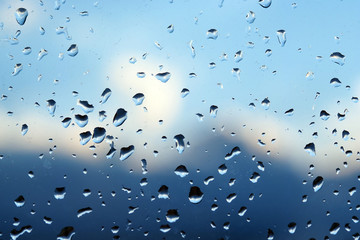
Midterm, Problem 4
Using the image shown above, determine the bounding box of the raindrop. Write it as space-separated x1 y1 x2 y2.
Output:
207 29 218 39
288 222 296 234
77 100 94 113
259 0 272 8
92 127 106 143
225 146 241 160
238 207 247 216
167 24 174 33
74 114 88 127
304 142 316 156
261 98 270 110
46 99 56 116
181 88 190 98
313 176 324 192
234 50 243 62
330 78 342 87
218 164 227 175
57 226 75 240
119 145 135 161
113 108 127 127
137 72 145 78
158 185 170 199
284 108 294 116
265 49 272 57
99 88 112 104
22 47 32 55
189 186 203 204
330 52 345 66
210 105 218 118
249 172 260 183
10 226 32 239
38 49 48 61
166 209 180 223
14 195 25 207
306 71 315 80
155 72 171 83
61 117 71 128
132 93 145 105
189 40 196 58
226 193 237 203
21 124 28 136
320 110 330 120
204 176 215 185
174 134 185 154
15 8 28 25
79 131 92 145
276 30 286 47
54 187 66 200
160 225 171 233
246 11 256 23
329 222 340 235
67 44 78 57
77 207 92 218
174 165 189 177
12 63 23 76
43 216 53 224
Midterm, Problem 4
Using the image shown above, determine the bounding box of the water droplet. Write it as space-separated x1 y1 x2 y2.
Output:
207 29 218 39
276 30 286 47
204 176 215 185
320 110 330 120
259 0 272 8
57 226 75 240
174 165 189 177
46 99 56 116
181 88 190 98
74 114 88 127
12 63 23 76
226 193 237 203
39 27 45 35
119 145 135 161
136 72 146 78
210 105 218 118
99 88 112 104
305 71 315 80
284 108 294 116
267 229 275 240
160 225 171 233
10 226 32 239
265 49 272 57
238 206 247 216
79 131 92 145
155 72 171 83
65 44 78 57
225 146 241 160
43 216 53 224
22 47 32 55
304 142 316 156
14 195 25 207
92 127 106 143
38 49 48 61
113 108 127 127
313 176 324 192
189 186 203 204
234 50 243 62
246 11 256 23
342 130 349 141
218 164 228 175
189 40 196 58
77 100 94 113
261 98 270 110
166 209 179 223
288 222 296 234
21 124 28 136
15 8 28 25
77 207 92 218
174 134 185 154
330 52 345 66
329 222 340 235
158 185 170 199
349 187 356 196
249 172 260 183
167 24 174 33
330 78 341 87
132 93 145 105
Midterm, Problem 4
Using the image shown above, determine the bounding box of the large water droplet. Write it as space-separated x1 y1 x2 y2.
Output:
132 93 145 106
74 114 88 127
304 142 316 156
15 8 28 25
67 44 78 57
330 52 345 66
238 206 247 216
57 226 75 240
77 100 94 113
155 72 171 83
210 105 218 118
320 110 330 120
329 222 340 235
119 145 135 161
189 186 203 204
79 131 91 145
174 165 189 177
313 176 324 192
174 134 185 154
166 209 180 223
288 222 296 234
225 146 241 160
249 172 260 183
54 187 66 200
113 108 127 127
207 29 218 39
92 127 106 143
158 185 170 199
37 49 48 61
46 99 56 116
259 0 272 8
218 164 228 175
246 11 256 23
99 88 112 104
10 226 32 239
330 78 341 87
276 30 286 47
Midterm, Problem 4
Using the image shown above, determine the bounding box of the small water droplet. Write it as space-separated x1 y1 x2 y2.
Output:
249 172 260 183
238 206 247 216
320 110 330 120
57 226 75 240
54 187 66 200
174 134 185 154
276 30 286 47
155 72 171 83
261 98 270 110
22 47 32 55
158 185 170 199
167 24 174 33
132 93 145 105
12 63 23 76
330 52 345 66
304 142 316 156
166 209 179 223
313 176 324 192
99 88 112 104
329 222 340 235
46 99 56 116
207 29 218 39
246 11 256 23
181 88 190 98
225 146 241 160
79 131 92 145
174 165 189 177
119 145 135 161
210 105 218 118
330 78 341 87
38 49 48 61
288 222 296 234
67 44 78 57
234 50 243 62
14 195 25 207
21 124 28 136
189 186 203 204
259 0 272 8
15 8 28 25
77 207 92 218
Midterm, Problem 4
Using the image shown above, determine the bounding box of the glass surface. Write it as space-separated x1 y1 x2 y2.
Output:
1 0 360 239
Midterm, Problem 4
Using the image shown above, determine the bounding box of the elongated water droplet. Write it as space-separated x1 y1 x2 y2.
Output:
330 52 345 66
22 47 32 55
189 40 196 58
12 63 23 76
284 108 294 116
225 146 241 160
74 114 88 127
46 99 56 116
155 72 171 83
15 8 28 25
210 105 218 118
43 216 53 224
174 134 185 154
304 142 316 156
113 108 127 127
119 145 135 161
313 176 324 192
132 93 145 105
21 124 28 136
329 222 340 235
10 226 32 239
276 30 286 47
38 49 48 61
259 0 272 8
77 207 92 218
226 193 237 203
77 100 94 113
238 206 247 216
267 229 274 240
160 225 171 233
189 186 203 204
67 44 78 57
92 127 106 143
207 29 218 39
99 88 111 104
57 226 75 240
